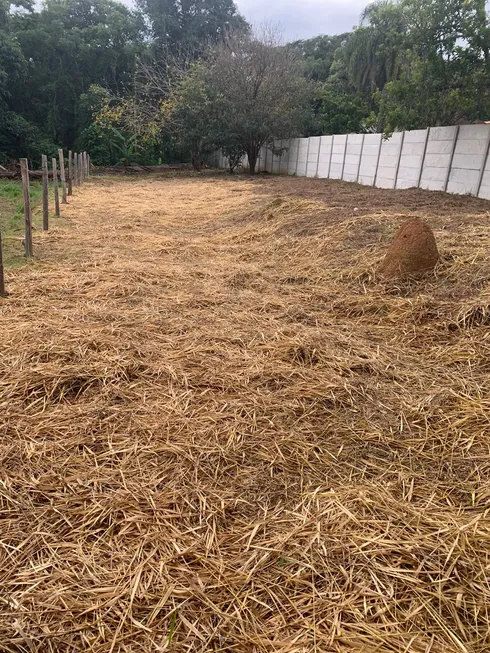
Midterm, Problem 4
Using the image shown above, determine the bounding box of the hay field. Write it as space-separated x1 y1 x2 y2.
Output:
1 173 490 652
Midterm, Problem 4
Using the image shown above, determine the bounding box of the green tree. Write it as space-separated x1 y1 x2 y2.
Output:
136 0 248 52
204 28 313 174
8 0 145 148
289 34 349 82
161 61 225 170
344 1 405 94
379 0 490 130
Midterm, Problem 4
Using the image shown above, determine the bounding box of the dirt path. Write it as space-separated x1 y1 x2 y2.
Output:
1 174 490 652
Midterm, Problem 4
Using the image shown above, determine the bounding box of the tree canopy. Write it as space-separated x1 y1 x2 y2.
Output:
1 0 490 168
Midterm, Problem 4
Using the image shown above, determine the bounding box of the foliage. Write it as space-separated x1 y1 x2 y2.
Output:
288 34 348 82
1 0 490 165
203 28 313 173
159 61 226 170
136 0 248 53
378 0 490 131
221 140 246 173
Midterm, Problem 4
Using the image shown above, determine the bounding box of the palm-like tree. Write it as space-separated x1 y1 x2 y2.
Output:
344 0 406 93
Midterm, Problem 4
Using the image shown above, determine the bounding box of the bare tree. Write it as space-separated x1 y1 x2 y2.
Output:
207 26 313 174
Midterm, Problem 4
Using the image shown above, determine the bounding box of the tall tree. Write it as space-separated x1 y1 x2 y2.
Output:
136 0 248 52
8 0 146 148
344 1 405 94
204 28 313 173
289 34 348 82
379 0 490 130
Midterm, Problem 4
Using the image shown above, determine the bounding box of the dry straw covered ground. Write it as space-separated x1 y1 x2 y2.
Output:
1 172 490 653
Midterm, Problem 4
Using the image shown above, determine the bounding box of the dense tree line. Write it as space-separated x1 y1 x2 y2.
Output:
1 0 489 168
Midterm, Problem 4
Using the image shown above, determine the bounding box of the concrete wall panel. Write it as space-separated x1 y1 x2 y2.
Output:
358 134 382 186
375 133 402 189
216 124 490 201
317 136 333 178
306 137 321 177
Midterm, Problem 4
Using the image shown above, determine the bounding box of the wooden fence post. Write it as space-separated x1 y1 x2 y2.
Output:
52 157 60 217
42 154 49 231
58 149 67 203
68 150 73 196
79 153 84 184
20 158 33 257
87 153 90 177
0 229 5 295
74 152 78 186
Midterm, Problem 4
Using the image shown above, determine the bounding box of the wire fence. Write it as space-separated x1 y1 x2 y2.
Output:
0 151 91 295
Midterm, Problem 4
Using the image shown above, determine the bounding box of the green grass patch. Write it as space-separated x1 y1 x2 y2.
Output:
0 179 44 267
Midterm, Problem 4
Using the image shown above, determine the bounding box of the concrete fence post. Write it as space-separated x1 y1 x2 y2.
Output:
444 125 460 192
327 137 333 178
340 136 348 180
393 131 406 189
417 128 430 188
356 134 365 183
305 138 311 177
315 136 322 178
476 126 490 197
373 135 383 187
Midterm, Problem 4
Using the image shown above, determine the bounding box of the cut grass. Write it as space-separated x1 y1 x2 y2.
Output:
2 174 490 652
0 178 44 267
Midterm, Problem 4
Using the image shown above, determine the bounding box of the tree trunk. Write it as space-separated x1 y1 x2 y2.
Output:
191 154 202 172
247 147 259 175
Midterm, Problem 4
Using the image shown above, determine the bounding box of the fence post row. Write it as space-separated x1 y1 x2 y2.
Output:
41 154 49 231
0 149 91 296
20 158 33 258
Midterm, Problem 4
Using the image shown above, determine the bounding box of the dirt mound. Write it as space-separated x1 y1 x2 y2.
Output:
379 218 439 278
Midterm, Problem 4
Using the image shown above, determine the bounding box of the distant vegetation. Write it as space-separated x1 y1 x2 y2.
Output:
1 0 490 168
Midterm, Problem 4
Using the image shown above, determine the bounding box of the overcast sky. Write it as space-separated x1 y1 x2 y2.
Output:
236 0 366 41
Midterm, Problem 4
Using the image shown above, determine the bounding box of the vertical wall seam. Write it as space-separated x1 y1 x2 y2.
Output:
295 139 300 175
417 128 430 188
373 135 383 187
393 131 406 189
356 134 365 183
327 137 333 178
315 136 322 178
476 126 490 197
444 125 460 192
340 135 348 180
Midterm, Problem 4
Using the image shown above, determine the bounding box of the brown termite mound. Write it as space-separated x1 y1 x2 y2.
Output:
378 219 439 279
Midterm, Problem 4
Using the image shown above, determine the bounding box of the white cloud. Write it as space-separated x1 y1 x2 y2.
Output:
236 0 365 41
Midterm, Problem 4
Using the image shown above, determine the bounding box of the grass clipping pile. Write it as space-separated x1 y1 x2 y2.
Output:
1 174 490 653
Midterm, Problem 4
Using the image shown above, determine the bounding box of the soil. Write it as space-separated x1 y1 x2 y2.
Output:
378 218 440 278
